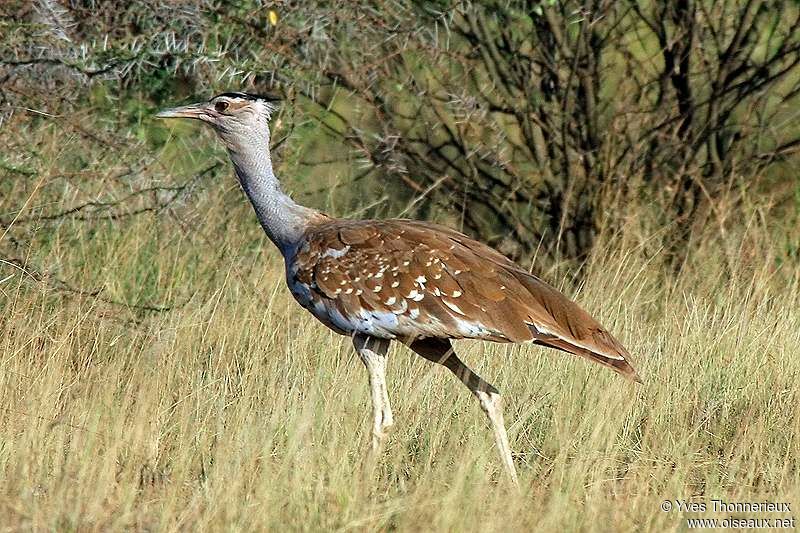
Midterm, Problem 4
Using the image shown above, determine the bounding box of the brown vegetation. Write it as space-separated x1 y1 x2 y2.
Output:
1 1 799 530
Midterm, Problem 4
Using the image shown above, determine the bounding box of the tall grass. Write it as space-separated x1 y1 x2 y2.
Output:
1 116 799 531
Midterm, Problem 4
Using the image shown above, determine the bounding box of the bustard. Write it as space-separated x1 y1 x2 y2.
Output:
157 92 641 483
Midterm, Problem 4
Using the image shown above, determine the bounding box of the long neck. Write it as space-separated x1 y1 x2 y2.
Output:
226 135 316 256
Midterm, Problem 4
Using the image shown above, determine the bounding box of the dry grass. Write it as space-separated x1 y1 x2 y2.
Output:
1 118 799 532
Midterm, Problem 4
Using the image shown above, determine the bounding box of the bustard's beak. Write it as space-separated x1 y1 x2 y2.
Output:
156 103 206 120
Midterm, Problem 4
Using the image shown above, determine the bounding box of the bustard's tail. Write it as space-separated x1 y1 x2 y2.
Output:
510 270 643 383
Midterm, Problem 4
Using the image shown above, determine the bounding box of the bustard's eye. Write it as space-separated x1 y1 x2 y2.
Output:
214 101 229 113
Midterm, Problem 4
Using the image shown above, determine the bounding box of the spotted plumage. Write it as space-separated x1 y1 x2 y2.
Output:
158 92 642 485
288 218 638 380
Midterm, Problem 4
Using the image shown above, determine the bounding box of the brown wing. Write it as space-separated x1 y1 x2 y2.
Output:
291 218 640 382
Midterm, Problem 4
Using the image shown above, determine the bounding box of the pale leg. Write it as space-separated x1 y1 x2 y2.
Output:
353 334 393 452
410 337 519 485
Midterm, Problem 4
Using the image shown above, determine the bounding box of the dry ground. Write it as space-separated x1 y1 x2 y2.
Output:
1 123 799 531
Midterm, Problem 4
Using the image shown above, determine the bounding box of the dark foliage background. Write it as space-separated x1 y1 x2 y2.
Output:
3 0 799 267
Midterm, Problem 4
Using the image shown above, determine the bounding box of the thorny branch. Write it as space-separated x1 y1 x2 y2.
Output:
2 0 798 267
0 164 221 227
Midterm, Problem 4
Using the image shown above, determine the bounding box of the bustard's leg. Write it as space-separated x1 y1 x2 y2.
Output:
353 334 393 452
409 337 518 485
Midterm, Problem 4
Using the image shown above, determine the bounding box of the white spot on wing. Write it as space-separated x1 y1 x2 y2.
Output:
391 299 408 314
322 246 350 259
406 289 425 301
455 317 493 337
442 299 466 315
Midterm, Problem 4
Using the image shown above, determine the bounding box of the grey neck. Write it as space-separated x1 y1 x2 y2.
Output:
225 136 316 256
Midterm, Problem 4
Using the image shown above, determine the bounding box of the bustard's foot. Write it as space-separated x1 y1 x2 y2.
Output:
475 390 519 486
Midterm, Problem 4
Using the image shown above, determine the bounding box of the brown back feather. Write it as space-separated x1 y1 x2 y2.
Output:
291 218 640 382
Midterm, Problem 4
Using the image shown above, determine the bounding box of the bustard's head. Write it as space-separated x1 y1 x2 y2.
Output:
157 92 280 152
